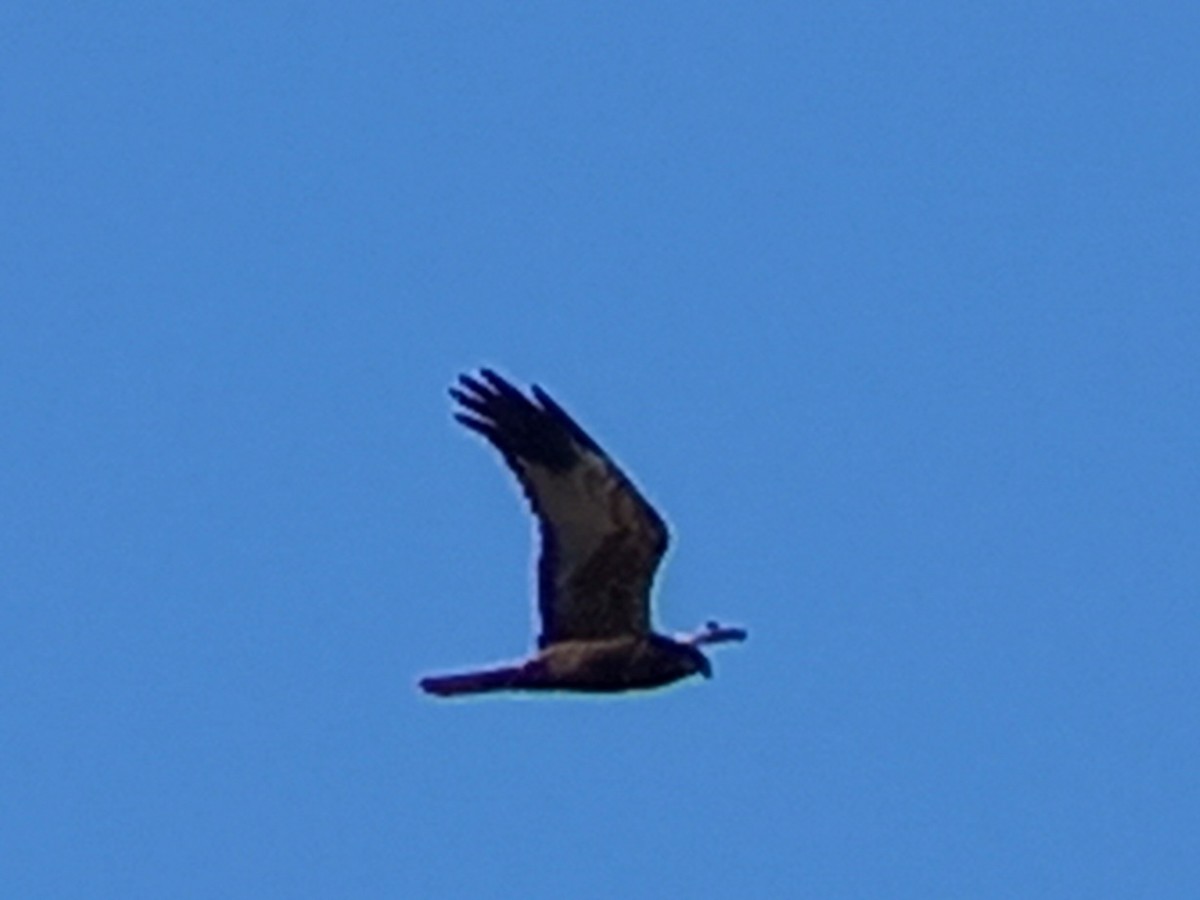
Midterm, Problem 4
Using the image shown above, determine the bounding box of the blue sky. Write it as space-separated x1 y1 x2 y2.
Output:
3 4 1198 897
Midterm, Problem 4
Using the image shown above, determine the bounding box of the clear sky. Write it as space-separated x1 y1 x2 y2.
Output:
4 4 1198 897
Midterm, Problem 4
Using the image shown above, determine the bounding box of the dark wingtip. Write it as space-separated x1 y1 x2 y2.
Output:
453 372 489 400
447 367 580 472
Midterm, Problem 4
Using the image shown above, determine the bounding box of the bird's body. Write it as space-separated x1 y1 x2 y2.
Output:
421 635 710 696
419 369 745 698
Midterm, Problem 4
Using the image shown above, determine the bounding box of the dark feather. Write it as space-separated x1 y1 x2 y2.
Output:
450 369 669 647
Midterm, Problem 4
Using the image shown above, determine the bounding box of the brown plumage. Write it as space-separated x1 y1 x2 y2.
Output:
419 369 745 698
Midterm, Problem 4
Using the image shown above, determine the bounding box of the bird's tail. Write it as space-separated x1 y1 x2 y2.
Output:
419 665 526 698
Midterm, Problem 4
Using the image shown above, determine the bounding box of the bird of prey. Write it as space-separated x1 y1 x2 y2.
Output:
419 369 746 698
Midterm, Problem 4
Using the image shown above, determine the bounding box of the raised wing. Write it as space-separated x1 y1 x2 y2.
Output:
450 369 669 647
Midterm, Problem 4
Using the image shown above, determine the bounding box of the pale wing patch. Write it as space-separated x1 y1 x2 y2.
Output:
517 450 622 575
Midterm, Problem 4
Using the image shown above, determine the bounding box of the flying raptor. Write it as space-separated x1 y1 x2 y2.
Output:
419 369 746 698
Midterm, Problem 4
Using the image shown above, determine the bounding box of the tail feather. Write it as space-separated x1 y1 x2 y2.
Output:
419 665 525 697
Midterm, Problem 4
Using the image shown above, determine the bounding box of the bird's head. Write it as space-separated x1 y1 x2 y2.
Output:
643 634 712 683
678 641 713 680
